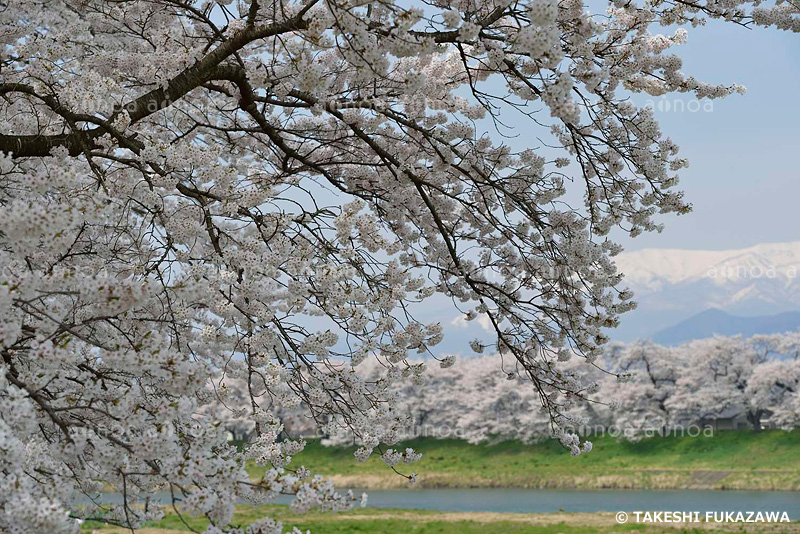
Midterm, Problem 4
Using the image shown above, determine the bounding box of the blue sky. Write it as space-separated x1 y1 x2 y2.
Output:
613 22 800 252
464 17 800 253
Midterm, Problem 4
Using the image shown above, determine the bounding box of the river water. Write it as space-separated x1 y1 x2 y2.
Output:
338 488 800 517
92 489 800 518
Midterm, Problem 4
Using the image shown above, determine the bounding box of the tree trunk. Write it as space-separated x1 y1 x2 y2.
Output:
746 410 763 432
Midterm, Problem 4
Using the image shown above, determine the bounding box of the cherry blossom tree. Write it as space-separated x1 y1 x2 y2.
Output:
607 341 680 437
335 336 800 445
433 355 554 445
746 359 800 429
666 336 800 431
325 354 603 447
200 375 319 443
1 0 798 532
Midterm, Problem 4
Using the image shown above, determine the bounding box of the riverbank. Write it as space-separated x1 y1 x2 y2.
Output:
246 430 800 490
87 506 800 534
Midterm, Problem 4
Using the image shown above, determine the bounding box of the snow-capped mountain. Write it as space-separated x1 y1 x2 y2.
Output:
612 241 800 341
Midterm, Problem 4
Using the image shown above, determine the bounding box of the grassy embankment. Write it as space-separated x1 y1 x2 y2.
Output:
246 430 800 490
83 431 800 533
86 506 800 534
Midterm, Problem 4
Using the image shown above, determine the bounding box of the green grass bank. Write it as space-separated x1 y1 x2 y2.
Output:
86 506 800 534
246 430 800 490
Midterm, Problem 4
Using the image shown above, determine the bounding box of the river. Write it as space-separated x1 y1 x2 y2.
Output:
340 488 800 517
91 489 800 518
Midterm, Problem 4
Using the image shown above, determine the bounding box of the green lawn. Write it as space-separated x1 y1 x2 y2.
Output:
246 430 800 490
86 506 800 534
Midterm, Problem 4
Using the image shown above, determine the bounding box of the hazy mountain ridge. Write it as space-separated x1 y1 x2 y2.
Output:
613 241 800 341
651 309 800 345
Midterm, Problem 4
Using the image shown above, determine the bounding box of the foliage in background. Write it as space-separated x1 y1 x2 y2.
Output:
215 332 800 444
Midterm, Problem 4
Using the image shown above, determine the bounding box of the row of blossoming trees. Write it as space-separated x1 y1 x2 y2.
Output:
2 0 798 531
211 332 800 445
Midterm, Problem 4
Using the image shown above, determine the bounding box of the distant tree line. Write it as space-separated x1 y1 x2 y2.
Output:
210 332 800 446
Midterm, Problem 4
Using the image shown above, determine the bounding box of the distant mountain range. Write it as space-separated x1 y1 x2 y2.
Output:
612 241 800 342
651 309 800 345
